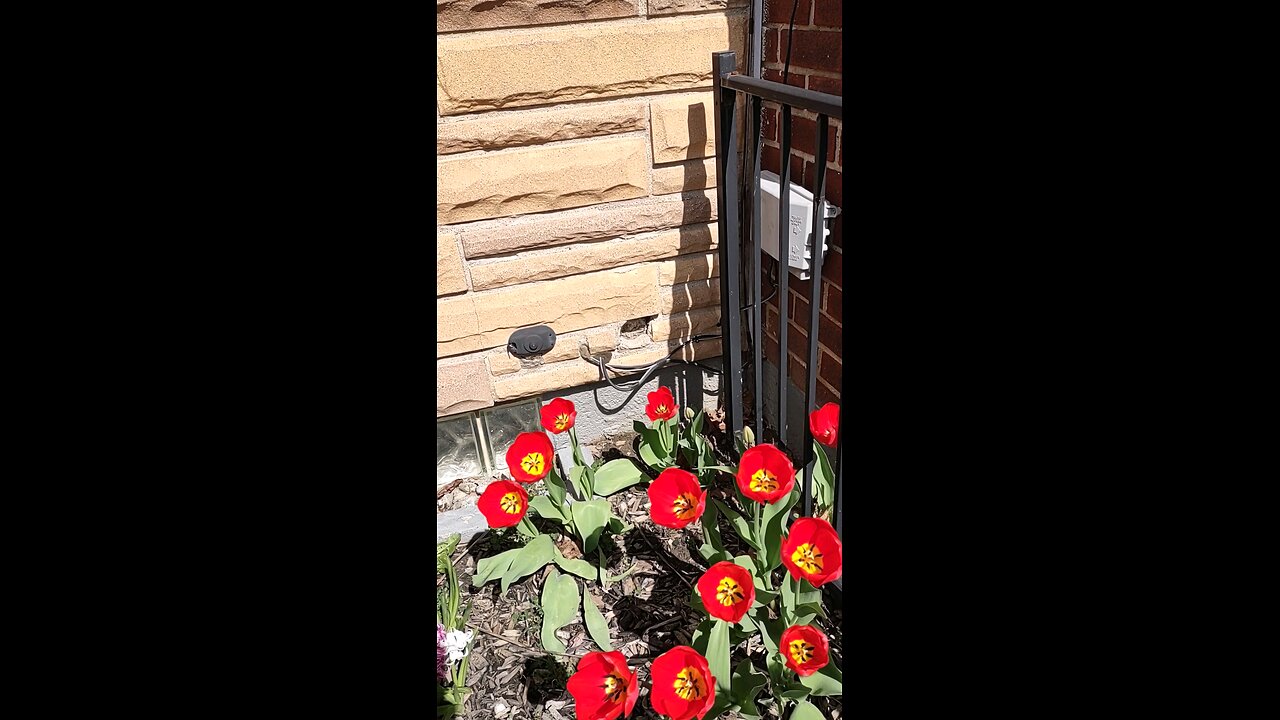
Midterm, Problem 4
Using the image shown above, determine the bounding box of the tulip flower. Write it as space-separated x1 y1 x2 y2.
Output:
505 431 554 483
540 397 577 434
779 624 830 677
647 468 706 529
780 517 843 587
646 386 678 422
567 650 638 720
476 480 529 528
809 402 839 447
734 443 796 505
696 561 756 623
649 646 715 720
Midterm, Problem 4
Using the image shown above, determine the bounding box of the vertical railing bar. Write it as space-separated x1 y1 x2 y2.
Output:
750 96 764 442
712 51 744 437
749 0 763 79
835 392 845 538
801 114 828 518
776 105 792 452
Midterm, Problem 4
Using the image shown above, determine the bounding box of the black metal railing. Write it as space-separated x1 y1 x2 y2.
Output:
711 51 845 553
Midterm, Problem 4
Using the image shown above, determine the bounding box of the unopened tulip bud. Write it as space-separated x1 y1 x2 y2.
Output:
684 407 695 421
741 425 756 448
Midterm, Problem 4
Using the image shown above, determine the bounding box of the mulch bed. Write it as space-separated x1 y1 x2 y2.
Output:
438 436 843 720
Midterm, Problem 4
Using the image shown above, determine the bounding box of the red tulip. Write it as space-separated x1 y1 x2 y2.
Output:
779 625 830 677
808 402 839 448
734 444 796 505
648 469 706 529
780 517 843 587
476 480 529 528
567 650 638 720
505 431 553 483
696 561 756 623
645 386 678 422
649 646 715 720
540 397 577 435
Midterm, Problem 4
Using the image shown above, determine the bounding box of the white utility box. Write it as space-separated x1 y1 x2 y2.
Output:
757 170 839 280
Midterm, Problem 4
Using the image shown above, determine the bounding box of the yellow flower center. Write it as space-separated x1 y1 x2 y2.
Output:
791 542 824 574
788 638 816 664
749 468 778 494
555 413 570 430
672 492 698 520
715 577 745 607
656 404 668 416
673 666 706 700
500 492 523 514
521 452 545 476
601 674 626 702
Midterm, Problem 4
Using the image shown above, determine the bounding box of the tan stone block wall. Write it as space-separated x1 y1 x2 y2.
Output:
437 136 649 225
467 223 717 291
438 0 637 34
657 252 721 285
458 190 717 258
438 101 647 156
436 4 746 415
437 232 469 296
652 158 718 195
648 0 748 15
437 14 747 115
650 92 717 163
650 306 722 342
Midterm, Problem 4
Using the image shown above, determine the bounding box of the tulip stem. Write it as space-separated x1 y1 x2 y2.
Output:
517 516 538 537
747 499 757 548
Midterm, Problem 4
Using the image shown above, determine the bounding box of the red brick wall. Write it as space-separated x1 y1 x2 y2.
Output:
759 0 843 407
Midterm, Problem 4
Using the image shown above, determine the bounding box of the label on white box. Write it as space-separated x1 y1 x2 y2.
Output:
757 170 832 280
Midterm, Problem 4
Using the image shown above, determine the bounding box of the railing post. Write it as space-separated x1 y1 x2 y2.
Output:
713 51 744 438
801 114 829 518
777 105 792 451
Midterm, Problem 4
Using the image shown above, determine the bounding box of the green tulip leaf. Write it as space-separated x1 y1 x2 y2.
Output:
592 459 646 497
543 467 568 508
500 534 555 595
551 548 597 581
472 547 521 587
539 568 579 654
712 499 762 551
707 619 732 695
811 440 836 511
568 466 591 502
582 586 614 651
798 661 843 696
763 488 801 572
570 499 612 554
730 659 768 707
529 495 568 524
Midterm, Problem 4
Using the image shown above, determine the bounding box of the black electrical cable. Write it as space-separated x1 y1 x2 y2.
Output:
782 0 800 84
603 333 723 372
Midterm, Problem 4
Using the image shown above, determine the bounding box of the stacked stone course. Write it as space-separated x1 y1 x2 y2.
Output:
436 1 750 417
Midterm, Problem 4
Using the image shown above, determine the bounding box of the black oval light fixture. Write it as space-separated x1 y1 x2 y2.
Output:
508 325 556 358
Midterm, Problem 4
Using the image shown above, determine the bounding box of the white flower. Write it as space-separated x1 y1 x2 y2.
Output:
444 629 473 663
